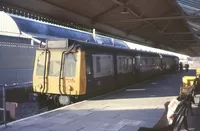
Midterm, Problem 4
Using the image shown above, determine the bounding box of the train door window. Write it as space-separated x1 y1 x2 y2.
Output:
152 58 155 68
96 56 101 73
49 52 61 76
123 58 128 71
132 58 136 72
143 59 147 71
128 58 132 72
36 51 45 76
63 53 77 77
117 56 122 74
119 57 122 71
132 58 135 65
86 56 92 75
118 57 123 72
135 56 141 69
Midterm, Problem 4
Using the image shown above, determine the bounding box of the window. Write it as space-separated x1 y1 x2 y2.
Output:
123 58 128 70
117 56 132 74
63 53 77 77
92 54 114 78
96 56 101 73
119 57 122 70
36 51 45 76
132 58 135 65
49 52 61 76
128 58 132 71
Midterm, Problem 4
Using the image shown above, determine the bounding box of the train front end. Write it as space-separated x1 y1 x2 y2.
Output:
33 40 86 107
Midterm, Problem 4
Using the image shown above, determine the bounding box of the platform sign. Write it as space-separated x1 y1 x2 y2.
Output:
167 98 181 124
47 40 68 49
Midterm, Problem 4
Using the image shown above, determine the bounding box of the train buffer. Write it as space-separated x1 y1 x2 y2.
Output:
0 70 200 131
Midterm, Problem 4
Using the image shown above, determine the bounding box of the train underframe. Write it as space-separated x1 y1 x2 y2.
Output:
34 93 79 109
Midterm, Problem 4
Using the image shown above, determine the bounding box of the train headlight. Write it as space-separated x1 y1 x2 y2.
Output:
39 84 43 89
35 84 43 90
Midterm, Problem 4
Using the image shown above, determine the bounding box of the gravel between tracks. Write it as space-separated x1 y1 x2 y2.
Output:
14 94 48 120
15 100 48 120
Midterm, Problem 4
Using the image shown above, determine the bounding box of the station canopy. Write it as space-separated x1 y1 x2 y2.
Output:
1 0 200 56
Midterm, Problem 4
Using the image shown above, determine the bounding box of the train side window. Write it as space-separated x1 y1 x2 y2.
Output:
93 54 114 78
63 53 77 77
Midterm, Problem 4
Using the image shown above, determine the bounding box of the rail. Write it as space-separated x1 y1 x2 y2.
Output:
0 85 7 127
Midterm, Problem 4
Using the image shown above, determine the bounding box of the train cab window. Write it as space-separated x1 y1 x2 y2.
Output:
36 51 45 76
49 52 61 76
63 53 77 77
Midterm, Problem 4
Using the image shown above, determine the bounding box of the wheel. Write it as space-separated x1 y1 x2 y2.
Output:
53 95 60 107
58 95 71 106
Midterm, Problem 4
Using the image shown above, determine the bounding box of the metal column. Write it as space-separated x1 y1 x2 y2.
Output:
0 85 7 126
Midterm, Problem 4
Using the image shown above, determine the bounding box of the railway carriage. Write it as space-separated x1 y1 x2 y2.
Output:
33 39 179 107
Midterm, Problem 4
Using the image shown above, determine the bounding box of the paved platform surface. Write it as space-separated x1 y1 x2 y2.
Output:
184 96 200 131
0 70 197 131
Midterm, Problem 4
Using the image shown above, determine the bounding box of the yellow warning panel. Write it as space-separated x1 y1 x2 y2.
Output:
196 68 200 77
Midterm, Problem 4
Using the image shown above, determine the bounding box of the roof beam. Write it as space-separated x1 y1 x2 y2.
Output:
171 40 197 42
101 15 200 23
111 0 163 35
162 20 172 32
129 12 178 31
171 43 200 46
162 32 193 35
92 0 133 23
172 1 200 44
91 4 120 23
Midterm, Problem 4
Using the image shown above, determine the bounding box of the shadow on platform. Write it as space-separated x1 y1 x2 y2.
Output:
90 70 196 101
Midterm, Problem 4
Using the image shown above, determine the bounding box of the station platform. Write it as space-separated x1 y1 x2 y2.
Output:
0 70 199 131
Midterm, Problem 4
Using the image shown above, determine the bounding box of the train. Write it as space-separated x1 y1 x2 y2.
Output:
32 39 179 107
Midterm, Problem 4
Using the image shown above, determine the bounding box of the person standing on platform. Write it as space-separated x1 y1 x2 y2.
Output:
185 63 189 72
179 62 183 72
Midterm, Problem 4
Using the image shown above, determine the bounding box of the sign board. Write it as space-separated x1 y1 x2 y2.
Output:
167 98 181 124
196 68 200 77
47 40 68 49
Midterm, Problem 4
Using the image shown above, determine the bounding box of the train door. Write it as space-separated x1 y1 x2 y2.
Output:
33 49 50 94
85 51 94 96
135 55 141 81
